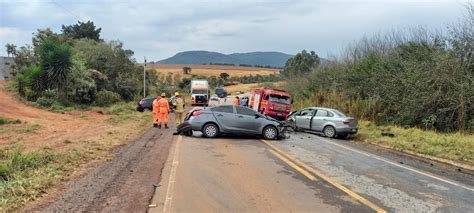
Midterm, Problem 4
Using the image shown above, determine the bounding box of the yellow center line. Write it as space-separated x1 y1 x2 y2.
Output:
261 139 386 213
269 149 317 181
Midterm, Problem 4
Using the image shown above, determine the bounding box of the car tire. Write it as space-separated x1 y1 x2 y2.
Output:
185 130 193 136
263 126 278 140
202 123 219 138
323 126 336 138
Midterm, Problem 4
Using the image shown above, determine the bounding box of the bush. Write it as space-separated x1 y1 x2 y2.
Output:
95 90 121 106
36 96 55 108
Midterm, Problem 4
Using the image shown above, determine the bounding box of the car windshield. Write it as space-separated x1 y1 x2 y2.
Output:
332 109 347 117
269 95 291 105
192 90 208 95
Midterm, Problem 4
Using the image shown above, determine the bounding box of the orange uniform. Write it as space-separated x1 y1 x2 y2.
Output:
152 97 161 125
157 98 170 125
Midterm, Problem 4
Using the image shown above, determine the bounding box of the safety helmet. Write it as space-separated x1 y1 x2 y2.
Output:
161 93 166 97
175 92 180 96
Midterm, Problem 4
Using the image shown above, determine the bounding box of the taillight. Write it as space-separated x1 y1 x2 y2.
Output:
191 111 203 117
343 119 351 124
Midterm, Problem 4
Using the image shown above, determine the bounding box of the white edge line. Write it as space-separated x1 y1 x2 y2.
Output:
163 135 182 213
316 136 474 193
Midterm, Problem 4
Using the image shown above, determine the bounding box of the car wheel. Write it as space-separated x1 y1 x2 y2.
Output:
323 126 336 138
263 126 278 140
185 130 193 136
202 123 219 138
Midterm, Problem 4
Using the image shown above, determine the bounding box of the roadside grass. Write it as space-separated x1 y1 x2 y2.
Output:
0 147 92 211
356 121 474 165
0 102 151 211
0 117 22 125
104 102 150 125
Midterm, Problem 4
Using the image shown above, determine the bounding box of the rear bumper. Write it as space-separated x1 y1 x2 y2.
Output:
336 127 358 134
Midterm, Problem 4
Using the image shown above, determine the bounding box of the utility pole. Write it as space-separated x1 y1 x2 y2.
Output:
143 56 146 98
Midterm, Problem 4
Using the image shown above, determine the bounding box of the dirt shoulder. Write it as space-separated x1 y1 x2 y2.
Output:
26 127 175 212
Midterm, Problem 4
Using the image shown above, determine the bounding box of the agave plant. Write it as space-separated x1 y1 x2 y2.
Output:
39 39 72 92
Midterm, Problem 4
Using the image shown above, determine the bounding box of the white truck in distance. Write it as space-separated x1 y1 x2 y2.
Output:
190 80 209 106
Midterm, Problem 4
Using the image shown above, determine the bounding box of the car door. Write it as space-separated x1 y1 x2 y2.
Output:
312 109 329 132
211 105 237 132
234 106 260 134
295 108 316 130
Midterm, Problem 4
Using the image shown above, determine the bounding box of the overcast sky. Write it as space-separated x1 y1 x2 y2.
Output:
0 0 468 62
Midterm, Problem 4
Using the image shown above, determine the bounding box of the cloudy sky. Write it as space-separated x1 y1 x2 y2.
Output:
0 0 468 62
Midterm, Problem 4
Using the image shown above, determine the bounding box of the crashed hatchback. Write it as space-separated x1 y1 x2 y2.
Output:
177 105 286 140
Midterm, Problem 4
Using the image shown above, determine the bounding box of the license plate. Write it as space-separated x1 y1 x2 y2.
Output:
352 129 357 132
277 113 282 116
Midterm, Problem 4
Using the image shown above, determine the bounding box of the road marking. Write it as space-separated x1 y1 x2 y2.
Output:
163 135 182 213
316 136 474 193
262 139 386 213
269 149 317 181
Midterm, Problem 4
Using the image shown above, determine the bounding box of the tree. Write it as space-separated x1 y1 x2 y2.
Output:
5 43 17 57
39 39 72 95
282 50 320 76
62 21 102 41
219 72 230 81
182 66 191 74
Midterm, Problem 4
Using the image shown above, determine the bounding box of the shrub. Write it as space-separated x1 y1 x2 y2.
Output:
95 90 121 106
36 96 55 107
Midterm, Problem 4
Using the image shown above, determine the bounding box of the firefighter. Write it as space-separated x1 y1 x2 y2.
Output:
152 96 161 128
233 96 240 105
173 91 185 126
157 93 170 129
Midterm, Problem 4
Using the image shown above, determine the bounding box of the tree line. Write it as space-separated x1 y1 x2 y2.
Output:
284 4 473 132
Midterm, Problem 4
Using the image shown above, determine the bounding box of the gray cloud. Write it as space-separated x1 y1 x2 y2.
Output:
0 0 466 62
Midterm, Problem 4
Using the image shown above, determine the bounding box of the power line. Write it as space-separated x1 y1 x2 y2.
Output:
51 0 84 21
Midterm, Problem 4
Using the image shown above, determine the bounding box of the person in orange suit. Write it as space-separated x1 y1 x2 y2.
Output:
157 93 170 129
233 96 240 105
152 96 162 128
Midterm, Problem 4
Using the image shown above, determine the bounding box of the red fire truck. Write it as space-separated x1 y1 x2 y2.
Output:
249 88 292 120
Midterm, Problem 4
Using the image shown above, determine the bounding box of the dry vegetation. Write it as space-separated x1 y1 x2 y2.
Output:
224 81 286 94
147 64 279 78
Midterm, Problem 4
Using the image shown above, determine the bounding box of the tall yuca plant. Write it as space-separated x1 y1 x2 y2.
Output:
38 39 72 96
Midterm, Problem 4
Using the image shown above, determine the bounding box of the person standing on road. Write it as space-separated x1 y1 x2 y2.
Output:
241 97 248 107
233 96 240 105
173 91 185 126
152 96 162 128
157 93 170 129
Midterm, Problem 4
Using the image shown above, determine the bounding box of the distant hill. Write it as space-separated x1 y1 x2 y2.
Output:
157 51 294 68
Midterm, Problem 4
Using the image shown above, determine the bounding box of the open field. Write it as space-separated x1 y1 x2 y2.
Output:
224 81 286 94
147 64 279 78
0 81 152 211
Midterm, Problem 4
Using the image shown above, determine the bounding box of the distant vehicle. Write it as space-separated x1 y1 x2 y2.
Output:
176 105 286 140
136 97 155 112
287 107 358 138
249 88 292 120
191 80 209 106
210 94 219 101
215 87 228 98
136 97 174 112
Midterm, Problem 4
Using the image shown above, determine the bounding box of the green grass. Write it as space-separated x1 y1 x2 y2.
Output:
0 146 96 211
356 121 474 165
0 117 22 126
104 102 148 125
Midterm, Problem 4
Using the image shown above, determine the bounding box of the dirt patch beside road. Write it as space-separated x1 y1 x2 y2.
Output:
25 127 175 212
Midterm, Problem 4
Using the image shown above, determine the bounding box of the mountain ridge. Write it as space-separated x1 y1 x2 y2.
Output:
156 50 294 68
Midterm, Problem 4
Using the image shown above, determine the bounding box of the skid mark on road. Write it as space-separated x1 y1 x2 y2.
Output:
262 139 386 213
163 136 182 213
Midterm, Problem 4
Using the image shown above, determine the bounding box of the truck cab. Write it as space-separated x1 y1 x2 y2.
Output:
191 80 209 106
249 88 292 120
